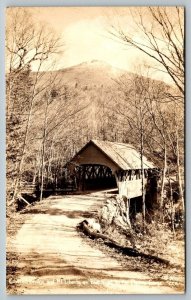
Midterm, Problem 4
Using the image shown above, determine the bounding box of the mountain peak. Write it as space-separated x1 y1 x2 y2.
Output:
59 59 129 86
89 59 109 65
77 60 111 68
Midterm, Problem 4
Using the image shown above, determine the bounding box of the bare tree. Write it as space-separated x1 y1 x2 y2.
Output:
114 73 153 230
31 75 90 201
6 8 63 205
164 101 184 210
109 7 184 97
113 66 185 225
146 83 169 213
143 79 184 216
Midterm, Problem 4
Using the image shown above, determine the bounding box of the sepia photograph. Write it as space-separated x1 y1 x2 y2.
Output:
6 6 185 294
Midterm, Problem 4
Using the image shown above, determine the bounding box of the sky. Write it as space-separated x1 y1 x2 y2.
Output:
32 7 142 70
6 7 183 85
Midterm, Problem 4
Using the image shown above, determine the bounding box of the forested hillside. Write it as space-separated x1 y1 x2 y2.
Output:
6 60 184 209
6 8 184 217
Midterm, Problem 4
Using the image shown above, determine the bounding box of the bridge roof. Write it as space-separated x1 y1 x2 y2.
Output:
91 140 155 170
69 139 156 171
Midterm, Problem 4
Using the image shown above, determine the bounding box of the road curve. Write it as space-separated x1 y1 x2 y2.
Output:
8 193 178 294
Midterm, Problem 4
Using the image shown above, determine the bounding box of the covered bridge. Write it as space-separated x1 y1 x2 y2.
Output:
67 140 158 200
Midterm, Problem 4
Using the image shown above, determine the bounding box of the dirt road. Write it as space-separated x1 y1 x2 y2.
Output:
7 192 179 294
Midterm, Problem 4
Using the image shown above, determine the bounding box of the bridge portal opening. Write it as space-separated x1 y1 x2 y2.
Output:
74 164 117 191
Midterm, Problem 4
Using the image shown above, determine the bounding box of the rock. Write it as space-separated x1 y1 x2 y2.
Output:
86 218 101 233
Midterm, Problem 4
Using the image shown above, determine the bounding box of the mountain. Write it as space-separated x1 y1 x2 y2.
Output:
28 61 131 160
8 60 181 189
59 60 128 86
28 60 176 166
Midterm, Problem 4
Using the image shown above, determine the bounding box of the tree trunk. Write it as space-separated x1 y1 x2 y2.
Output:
169 177 175 235
160 144 167 216
40 97 49 201
10 68 41 205
140 124 146 232
176 128 184 211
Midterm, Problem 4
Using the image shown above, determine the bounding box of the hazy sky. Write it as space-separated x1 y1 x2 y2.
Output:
8 7 181 84
32 7 142 70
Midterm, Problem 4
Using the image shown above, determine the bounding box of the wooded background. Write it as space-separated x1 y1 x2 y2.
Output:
6 7 184 220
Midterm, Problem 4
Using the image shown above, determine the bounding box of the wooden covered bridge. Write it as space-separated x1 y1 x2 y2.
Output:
67 140 159 200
